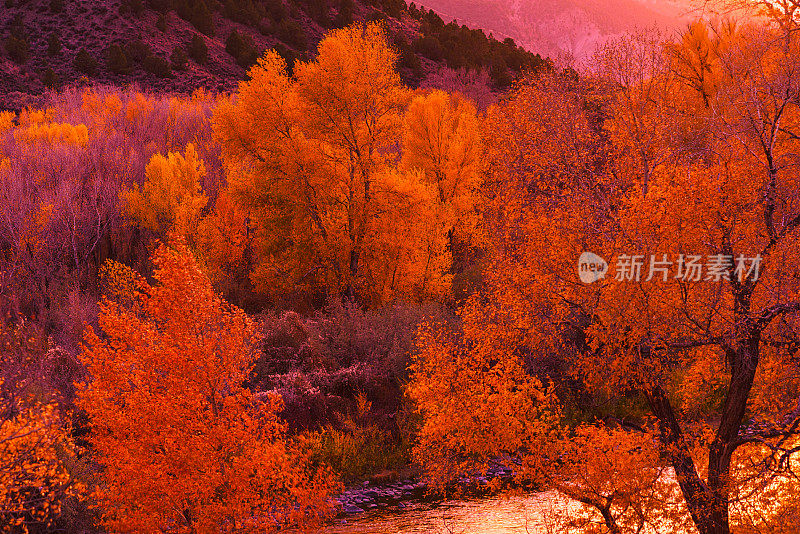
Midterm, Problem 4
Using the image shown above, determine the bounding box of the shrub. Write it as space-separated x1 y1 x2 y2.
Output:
225 29 258 68
224 0 262 25
46 33 61 56
276 18 306 51
188 33 208 64
304 0 331 27
119 0 144 15
41 67 59 89
334 0 354 28
190 0 215 36
273 42 297 75
307 396 410 480
250 303 449 431
169 45 188 70
367 10 387 23
9 14 25 40
490 60 512 89
258 19 272 35
106 44 131 74
5 36 28 64
125 39 151 63
148 0 172 12
264 0 286 22
73 49 98 76
142 55 172 77
380 0 405 18
413 35 443 61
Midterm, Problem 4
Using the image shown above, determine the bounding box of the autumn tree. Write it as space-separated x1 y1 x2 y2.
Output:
0 320 83 532
76 243 338 533
120 143 252 304
214 23 457 306
121 143 209 237
401 89 483 256
411 9 800 534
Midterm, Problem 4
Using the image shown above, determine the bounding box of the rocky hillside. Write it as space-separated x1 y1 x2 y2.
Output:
416 0 694 64
0 0 550 110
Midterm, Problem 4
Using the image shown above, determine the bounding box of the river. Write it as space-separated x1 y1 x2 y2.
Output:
322 490 582 534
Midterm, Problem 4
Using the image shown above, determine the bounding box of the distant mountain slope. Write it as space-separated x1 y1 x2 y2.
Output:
415 0 694 64
0 0 550 111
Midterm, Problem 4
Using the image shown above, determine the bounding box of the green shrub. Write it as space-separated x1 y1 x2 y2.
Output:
490 60 512 89
276 19 306 51
47 33 61 56
380 0 405 18
169 46 188 70
304 0 331 27
264 0 286 22
106 44 131 74
143 55 172 77
191 0 215 36
74 49 98 76
5 36 28 64
224 0 262 25
273 43 297 75
125 39 151 63
413 35 443 61
334 0 354 28
306 396 410 480
9 14 25 40
367 10 387 23
119 0 144 15
225 29 258 68
41 68 59 89
188 34 208 64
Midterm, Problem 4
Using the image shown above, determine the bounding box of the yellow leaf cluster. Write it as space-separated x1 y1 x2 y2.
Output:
13 122 89 147
121 143 208 236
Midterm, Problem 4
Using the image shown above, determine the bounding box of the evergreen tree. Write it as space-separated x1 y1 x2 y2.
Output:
188 34 209 64
107 44 132 74
74 49 98 76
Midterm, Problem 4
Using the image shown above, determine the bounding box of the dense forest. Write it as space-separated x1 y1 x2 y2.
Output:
2 0 800 533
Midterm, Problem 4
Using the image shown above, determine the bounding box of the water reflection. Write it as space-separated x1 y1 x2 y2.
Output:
323 491 577 534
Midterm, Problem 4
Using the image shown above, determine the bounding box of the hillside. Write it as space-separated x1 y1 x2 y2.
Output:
0 0 550 110
416 0 694 64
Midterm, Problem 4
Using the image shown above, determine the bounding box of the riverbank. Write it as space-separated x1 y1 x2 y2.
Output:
333 463 517 516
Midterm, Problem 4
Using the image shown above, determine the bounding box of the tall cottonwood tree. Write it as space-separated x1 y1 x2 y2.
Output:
213 24 458 306
411 9 800 534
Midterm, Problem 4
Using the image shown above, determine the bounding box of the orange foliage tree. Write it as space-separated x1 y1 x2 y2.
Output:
76 243 338 533
120 143 251 303
213 23 478 306
411 9 800 534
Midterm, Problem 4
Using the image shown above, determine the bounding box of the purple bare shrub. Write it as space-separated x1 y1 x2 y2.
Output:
250 302 452 432
0 87 226 360
421 67 497 112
